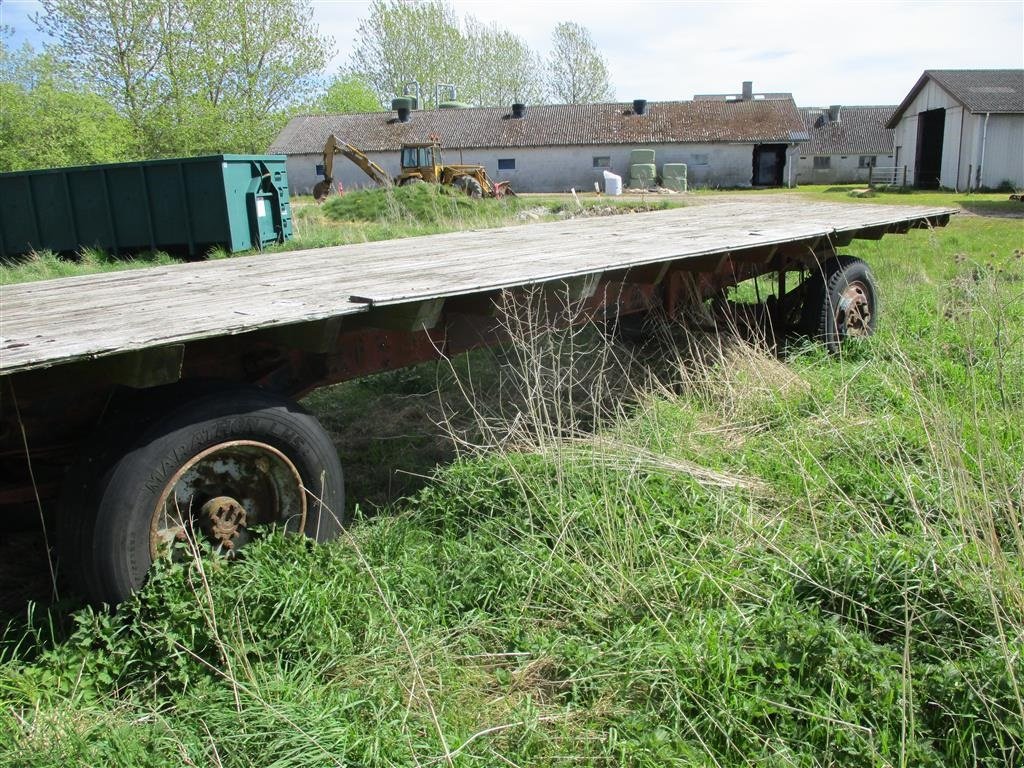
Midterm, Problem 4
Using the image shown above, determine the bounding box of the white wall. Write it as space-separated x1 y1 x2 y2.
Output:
795 153 896 184
975 114 1024 188
890 78 1023 190
286 141 800 195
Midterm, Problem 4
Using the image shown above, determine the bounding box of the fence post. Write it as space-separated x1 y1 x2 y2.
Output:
868 164 874 187
902 166 908 188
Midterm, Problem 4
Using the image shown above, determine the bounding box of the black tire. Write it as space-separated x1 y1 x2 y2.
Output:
60 386 344 606
453 176 483 199
800 256 878 353
400 176 425 186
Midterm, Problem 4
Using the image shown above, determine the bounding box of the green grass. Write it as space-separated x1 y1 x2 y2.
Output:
790 183 1019 213
0 187 679 284
1 200 1022 766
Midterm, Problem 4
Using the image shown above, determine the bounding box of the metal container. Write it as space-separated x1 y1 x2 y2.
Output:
0 154 293 258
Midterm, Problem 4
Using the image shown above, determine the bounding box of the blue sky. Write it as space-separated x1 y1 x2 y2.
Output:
3 0 1022 106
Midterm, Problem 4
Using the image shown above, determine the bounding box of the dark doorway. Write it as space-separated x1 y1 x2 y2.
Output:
752 144 787 186
915 108 945 189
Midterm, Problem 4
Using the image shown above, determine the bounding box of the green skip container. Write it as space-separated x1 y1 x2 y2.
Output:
0 154 293 259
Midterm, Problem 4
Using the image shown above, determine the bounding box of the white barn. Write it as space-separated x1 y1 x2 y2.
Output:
796 106 896 185
887 70 1024 190
269 96 809 195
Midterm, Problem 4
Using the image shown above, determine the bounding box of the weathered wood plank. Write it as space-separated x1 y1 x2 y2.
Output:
0 199 955 374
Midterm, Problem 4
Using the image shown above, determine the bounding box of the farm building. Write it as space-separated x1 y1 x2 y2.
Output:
795 106 896 185
887 69 1024 190
269 92 809 194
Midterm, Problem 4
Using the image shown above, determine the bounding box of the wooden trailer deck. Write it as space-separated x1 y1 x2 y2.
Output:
0 198 954 375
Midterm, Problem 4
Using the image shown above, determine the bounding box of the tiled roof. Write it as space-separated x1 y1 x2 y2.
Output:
887 69 1024 126
799 106 896 155
269 99 807 155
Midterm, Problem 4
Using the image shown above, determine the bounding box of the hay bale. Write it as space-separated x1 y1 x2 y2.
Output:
629 163 657 188
630 149 656 165
662 163 688 192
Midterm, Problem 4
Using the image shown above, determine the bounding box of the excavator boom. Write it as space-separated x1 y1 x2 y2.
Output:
314 134 392 201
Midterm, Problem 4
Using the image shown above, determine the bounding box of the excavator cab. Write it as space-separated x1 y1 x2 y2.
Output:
398 142 442 184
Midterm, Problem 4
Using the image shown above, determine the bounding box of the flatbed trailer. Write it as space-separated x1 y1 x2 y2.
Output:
0 198 954 604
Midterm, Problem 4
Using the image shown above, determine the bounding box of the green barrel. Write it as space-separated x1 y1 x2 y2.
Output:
0 154 293 259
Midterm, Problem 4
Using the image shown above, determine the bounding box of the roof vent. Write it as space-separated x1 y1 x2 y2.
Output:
435 83 458 108
403 81 420 111
742 81 753 101
512 102 526 119
828 104 841 122
632 98 648 115
391 96 413 122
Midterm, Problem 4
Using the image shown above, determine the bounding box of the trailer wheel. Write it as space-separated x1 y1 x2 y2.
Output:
801 256 878 353
62 387 345 606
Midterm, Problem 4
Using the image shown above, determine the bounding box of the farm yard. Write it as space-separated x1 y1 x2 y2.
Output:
0 187 1021 766
2 0 1023 764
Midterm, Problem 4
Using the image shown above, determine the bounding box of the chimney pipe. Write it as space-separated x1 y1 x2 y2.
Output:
633 98 648 115
828 104 841 122
402 81 420 110
435 83 457 108
512 102 526 118
742 81 753 101
397 106 411 123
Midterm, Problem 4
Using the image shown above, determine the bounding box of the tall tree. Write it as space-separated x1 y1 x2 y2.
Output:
33 0 332 155
545 21 614 104
348 0 470 110
347 0 546 110
317 72 383 114
462 17 545 107
0 45 134 171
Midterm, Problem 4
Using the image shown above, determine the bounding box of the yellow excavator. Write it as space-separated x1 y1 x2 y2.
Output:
313 134 513 202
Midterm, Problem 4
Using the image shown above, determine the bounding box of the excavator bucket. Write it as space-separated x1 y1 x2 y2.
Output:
491 181 516 198
313 179 332 203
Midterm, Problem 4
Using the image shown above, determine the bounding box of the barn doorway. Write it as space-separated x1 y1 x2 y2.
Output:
752 144 787 186
915 108 945 189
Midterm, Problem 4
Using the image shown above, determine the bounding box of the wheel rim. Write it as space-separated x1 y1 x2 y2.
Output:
150 440 307 558
836 280 873 337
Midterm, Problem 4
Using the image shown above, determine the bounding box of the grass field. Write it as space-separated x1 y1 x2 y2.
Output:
0 184 676 285
0 191 1022 766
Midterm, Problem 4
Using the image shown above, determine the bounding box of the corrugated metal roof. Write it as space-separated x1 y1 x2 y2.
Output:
269 99 806 155
887 69 1024 127
799 106 896 155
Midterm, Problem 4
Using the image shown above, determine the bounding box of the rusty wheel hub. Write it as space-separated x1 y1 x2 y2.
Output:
200 496 248 549
151 440 307 558
837 280 872 337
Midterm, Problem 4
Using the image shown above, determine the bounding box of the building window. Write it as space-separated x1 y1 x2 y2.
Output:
497 158 516 171
691 154 709 165
316 163 325 176
859 155 877 168
592 156 611 168
813 156 831 170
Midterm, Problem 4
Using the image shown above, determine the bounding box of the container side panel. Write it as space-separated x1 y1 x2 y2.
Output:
0 177 38 256
142 164 191 247
221 160 256 252
106 166 153 250
67 170 115 250
29 174 76 252
184 162 231 251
